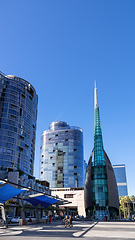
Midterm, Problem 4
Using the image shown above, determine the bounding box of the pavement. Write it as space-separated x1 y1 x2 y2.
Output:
0 220 135 240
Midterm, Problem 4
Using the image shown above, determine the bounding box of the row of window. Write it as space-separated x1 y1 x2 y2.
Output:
0 98 36 121
0 96 36 115
0 77 36 98
0 130 30 146
0 126 33 143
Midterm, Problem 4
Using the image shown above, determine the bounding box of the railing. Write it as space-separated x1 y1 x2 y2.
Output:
0 71 6 77
43 126 83 134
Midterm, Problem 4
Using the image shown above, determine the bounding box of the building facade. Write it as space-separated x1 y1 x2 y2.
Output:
83 160 87 185
0 72 38 176
84 84 119 220
113 164 128 197
40 121 84 188
51 187 86 217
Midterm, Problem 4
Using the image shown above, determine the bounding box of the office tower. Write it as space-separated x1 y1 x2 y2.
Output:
40 121 84 188
84 83 119 220
0 72 38 176
113 164 128 196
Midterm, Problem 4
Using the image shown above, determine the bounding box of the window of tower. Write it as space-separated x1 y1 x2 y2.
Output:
10 115 16 120
19 108 22 116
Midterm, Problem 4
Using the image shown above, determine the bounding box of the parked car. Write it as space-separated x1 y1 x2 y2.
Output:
11 217 22 223
26 216 36 222
6 215 12 219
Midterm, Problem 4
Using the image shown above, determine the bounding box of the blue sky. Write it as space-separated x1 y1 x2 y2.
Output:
0 0 135 195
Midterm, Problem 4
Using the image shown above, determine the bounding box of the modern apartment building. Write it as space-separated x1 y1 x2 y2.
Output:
40 121 84 188
0 72 38 176
113 164 128 196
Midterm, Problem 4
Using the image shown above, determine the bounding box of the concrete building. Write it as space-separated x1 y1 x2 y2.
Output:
40 121 84 188
51 187 86 217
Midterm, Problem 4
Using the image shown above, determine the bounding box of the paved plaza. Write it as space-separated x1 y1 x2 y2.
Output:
0 220 135 240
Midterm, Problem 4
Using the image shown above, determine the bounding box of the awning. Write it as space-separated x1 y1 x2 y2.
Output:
0 182 26 203
24 193 59 208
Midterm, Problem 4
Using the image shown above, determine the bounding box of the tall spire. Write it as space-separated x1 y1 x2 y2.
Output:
94 81 98 109
94 83 105 166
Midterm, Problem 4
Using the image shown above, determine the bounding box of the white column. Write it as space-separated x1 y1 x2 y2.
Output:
0 204 6 222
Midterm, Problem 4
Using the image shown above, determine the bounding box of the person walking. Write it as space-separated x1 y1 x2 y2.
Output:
69 215 73 228
45 215 48 224
49 216 52 224
64 215 68 228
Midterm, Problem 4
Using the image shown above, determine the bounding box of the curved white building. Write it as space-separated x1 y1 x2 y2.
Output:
40 121 84 188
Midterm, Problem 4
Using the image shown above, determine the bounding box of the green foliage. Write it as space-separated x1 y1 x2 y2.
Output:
119 195 135 219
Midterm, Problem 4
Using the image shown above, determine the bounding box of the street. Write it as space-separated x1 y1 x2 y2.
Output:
0 220 135 240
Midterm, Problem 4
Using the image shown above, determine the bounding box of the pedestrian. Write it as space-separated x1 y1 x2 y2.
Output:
45 215 48 224
49 216 52 224
63 216 68 228
69 215 73 228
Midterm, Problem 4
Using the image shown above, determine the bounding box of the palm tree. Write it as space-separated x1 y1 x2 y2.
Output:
124 196 131 219
130 195 135 217
119 196 126 219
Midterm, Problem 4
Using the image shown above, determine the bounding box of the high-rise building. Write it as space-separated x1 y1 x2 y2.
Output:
40 121 84 188
84 83 119 220
113 164 128 197
0 72 38 176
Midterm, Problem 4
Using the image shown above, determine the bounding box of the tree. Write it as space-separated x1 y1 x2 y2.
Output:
119 196 126 218
119 196 132 219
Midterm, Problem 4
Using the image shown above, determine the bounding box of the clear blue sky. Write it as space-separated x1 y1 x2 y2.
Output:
0 0 135 195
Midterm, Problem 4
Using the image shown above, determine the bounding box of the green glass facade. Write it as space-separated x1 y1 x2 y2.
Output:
94 107 105 166
92 100 108 219
84 85 119 220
